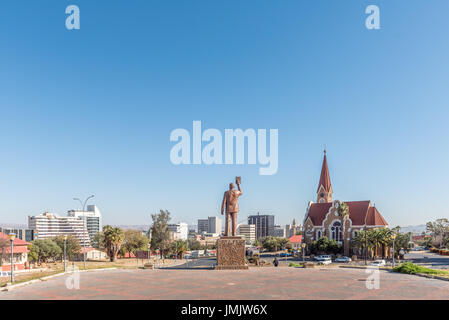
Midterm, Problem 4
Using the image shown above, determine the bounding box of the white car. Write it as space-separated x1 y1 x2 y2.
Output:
335 256 352 263
371 260 386 267
317 258 332 265
315 255 332 261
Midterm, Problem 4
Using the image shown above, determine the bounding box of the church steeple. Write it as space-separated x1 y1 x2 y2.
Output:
317 149 333 203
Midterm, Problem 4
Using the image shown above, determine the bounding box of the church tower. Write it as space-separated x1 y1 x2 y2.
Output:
317 150 333 203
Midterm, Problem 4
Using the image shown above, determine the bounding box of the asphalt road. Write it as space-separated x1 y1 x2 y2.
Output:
161 257 216 269
404 250 449 269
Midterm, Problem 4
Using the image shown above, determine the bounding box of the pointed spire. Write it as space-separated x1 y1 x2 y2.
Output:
317 150 332 193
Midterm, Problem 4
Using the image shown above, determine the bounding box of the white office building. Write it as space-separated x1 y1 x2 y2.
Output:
28 212 91 247
237 224 256 244
207 216 222 234
198 217 222 235
67 205 102 245
168 222 188 240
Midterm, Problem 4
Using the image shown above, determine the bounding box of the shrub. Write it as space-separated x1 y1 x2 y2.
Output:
288 262 304 268
393 262 448 276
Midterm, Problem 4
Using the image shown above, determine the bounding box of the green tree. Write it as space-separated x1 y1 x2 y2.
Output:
278 238 292 251
260 236 281 252
123 230 149 258
377 228 392 259
170 240 187 258
187 239 201 251
28 239 62 263
426 218 449 249
337 202 350 245
53 235 81 260
27 244 38 262
0 238 9 266
150 210 171 258
392 232 412 258
99 225 125 262
309 236 342 255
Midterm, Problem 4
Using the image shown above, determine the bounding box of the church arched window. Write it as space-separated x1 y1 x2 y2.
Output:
330 221 342 242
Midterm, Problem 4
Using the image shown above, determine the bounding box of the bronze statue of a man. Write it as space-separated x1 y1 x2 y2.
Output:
221 177 242 237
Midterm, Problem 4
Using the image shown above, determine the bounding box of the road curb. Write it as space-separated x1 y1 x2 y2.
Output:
338 265 392 271
1 267 118 292
414 273 449 282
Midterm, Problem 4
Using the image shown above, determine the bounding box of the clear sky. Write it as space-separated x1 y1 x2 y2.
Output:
0 1 448 228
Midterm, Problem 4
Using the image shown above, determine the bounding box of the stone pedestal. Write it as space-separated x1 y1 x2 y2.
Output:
215 236 248 270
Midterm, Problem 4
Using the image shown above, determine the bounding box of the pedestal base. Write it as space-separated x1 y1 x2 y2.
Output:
215 236 248 270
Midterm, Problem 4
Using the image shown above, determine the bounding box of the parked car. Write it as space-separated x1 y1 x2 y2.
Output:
280 252 292 257
317 258 332 265
371 260 386 267
335 256 352 263
315 255 332 261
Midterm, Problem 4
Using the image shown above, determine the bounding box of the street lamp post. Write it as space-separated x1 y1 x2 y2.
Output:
147 243 151 263
63 235 68 272
392 234 397 268
8 233 15 283
364 212 368 265
301 243 306 263
73 195 95 270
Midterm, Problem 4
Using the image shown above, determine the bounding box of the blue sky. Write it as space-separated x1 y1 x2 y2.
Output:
0 1 448 227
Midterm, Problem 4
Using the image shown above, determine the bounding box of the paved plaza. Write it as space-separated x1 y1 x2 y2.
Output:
1 266 449 300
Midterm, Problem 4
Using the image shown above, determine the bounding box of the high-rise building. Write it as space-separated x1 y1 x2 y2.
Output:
248 213 275 239
168 222 188 240
274 225 286 238
237 224 256 244
67 205 102 245
197 219 209 234
197 217 223 235
0 227 35 242
207 216 222 234
28 212 91 247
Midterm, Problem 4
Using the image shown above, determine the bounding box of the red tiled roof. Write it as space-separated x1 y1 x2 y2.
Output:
306 201 388 226
412 235 431 240
306 202 333 225
317 152 332 193
289 235 303 243
0 232 30 253
366 206 389 226
0 232 30 246
346 201 371 225
1 246 29 253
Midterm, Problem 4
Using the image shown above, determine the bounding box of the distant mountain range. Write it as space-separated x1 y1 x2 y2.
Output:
0 223 27 229
399 224 427 234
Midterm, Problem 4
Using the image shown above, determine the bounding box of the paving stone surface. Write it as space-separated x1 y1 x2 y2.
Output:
1 267 449 300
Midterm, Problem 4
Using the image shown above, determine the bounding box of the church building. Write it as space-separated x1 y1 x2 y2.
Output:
303 151 389 256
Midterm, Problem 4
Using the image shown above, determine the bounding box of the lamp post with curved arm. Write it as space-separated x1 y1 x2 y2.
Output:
73 195 95 270
8 233 15 283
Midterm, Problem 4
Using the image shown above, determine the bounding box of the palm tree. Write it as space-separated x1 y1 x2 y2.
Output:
350 232 365 256
101 225 125 262
372 229 389 259
358 229 376 259
378 228 392 259
171 240 186 259
338 202 350 253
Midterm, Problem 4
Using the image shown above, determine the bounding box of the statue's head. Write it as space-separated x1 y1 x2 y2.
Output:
229 183 234 190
